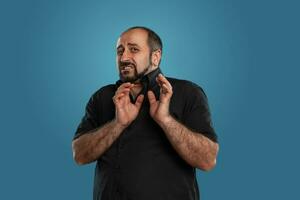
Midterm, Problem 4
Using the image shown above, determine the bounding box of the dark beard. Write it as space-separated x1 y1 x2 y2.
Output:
119 61 152 83
123 65 150 83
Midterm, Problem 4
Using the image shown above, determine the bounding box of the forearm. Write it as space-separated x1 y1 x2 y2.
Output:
72 119 125 165
157 116 219 171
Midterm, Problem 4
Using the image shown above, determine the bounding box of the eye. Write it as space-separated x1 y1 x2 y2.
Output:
117 49 123 55
130 47 139 53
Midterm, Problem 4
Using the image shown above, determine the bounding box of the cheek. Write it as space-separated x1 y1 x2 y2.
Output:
138 55 150 65
135 58 148 71
116 56 121 63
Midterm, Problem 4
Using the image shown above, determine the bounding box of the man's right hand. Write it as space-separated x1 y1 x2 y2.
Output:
113 82 144 127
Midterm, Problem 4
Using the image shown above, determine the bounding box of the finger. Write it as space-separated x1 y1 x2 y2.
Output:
116 88 131 96
113 92 125 104
161 83 172 94
117 83 131 90
156 77 162 88
157 80 172 97
113 91 126 100
116 82 133 93
113 88 131 101
147 90 157 105
156 75 166 89
135 94 144 110
157 74 172 89
120 82 132 88
124 90 130 104
115 84 132 98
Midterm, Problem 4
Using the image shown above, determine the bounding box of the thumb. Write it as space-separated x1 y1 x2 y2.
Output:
135 94 144 110
147 90 157 105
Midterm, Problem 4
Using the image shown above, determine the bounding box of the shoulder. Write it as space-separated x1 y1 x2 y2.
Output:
166 77 207 98
89 84 116 102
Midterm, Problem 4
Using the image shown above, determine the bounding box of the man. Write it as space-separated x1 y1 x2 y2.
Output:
72 26 219 200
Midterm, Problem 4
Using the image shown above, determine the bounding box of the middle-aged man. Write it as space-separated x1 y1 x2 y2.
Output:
72 26 219 200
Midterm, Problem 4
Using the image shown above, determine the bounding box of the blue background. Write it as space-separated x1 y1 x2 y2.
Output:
1 0 299 199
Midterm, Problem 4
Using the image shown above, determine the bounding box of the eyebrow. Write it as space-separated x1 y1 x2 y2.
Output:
128 43 140 47
117 45 123 50
117 43 140 50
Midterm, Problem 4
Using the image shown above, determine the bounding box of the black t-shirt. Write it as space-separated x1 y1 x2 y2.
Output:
74 68 217 200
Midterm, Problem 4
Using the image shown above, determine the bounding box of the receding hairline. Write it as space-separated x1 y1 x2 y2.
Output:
118 26 163 55
120 27 149 36
116 29 149 49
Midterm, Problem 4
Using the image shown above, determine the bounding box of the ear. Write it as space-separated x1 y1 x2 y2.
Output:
151 49 162 67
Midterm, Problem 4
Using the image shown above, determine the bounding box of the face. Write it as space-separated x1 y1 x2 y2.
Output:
116 29 154 83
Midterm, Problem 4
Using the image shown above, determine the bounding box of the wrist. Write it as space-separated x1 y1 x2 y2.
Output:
155 114 173 127
112 118 128 131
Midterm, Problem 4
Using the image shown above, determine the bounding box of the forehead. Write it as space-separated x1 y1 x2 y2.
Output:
116 29 149 48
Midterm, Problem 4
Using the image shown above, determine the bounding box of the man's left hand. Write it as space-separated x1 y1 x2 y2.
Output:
148 74 173 123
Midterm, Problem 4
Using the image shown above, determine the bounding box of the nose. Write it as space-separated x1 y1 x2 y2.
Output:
120 49 131 62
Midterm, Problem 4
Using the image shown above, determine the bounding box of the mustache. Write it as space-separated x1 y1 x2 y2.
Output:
119 61 136 68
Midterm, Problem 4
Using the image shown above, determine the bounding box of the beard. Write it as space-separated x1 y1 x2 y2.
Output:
118 60 151 83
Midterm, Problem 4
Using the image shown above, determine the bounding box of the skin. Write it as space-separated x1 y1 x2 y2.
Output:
72 28 219 170
148 74 219 170
116 29 161 84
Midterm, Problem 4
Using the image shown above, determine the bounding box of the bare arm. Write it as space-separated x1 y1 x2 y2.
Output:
72 120 125 165
72 82 144 165
157 116 219 171
148 74 219 171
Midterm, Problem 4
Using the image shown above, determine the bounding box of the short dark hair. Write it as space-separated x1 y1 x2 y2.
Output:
122 26 163 54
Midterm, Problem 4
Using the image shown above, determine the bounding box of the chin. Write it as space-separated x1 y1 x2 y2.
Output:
121 75 138 83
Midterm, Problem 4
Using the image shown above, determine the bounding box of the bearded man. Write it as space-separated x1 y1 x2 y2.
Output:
72 26 219 200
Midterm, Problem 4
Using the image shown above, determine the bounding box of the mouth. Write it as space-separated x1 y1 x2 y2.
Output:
121 64 135 71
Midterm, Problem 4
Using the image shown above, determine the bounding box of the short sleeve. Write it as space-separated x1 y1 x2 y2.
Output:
73 94 100 140
183 84 218 143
